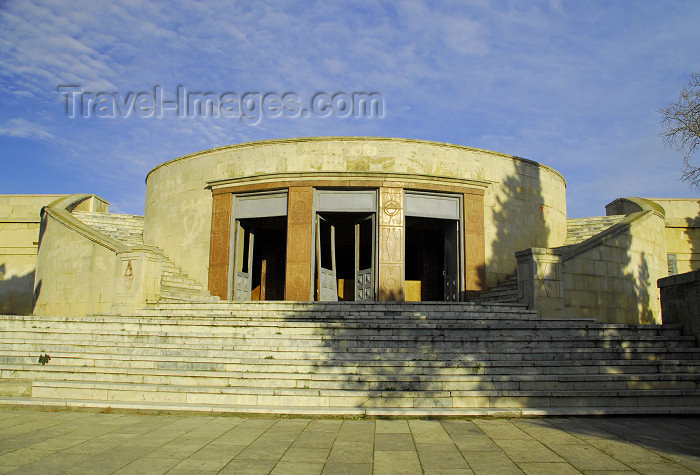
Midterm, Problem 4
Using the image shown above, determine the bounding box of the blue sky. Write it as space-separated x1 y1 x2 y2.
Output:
1 0 698 217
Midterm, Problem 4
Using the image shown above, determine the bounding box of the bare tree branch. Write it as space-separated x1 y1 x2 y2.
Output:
660 71 700 189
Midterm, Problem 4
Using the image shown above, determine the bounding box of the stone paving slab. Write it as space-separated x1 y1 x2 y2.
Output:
0 407 698 474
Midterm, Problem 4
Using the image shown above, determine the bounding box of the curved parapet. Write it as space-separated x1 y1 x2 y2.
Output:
605 197 666 218
40 194 127 253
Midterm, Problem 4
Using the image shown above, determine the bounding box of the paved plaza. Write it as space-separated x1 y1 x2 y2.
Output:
0 407 699 474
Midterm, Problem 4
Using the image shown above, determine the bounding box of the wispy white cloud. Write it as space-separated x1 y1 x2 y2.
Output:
0 0 699 215
0 118 55 140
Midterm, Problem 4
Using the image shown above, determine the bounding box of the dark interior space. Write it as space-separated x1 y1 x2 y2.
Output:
405 217 446 301
247 216 287 300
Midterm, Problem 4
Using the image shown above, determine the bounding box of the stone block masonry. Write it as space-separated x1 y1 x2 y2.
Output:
659 270 700 343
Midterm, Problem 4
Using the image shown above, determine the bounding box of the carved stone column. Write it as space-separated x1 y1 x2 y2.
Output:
378 187 404 301
286 186 313 300
208 192 232 299
463 190 486 298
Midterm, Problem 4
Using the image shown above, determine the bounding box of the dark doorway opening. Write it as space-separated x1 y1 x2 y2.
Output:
316 212 374 301
405 217 459 301
234 216 287 301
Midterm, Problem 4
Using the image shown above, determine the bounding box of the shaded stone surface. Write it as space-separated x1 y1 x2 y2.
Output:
1 408 699 474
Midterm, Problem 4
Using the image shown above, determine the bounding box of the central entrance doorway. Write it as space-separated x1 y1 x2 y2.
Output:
313 189 378 302
316 213 375 301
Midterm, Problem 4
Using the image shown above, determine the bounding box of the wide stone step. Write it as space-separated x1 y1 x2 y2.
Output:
1 327 685 347
3 334 696 359
3 334 694 353
5 314 682 332
0 317 685 334
126 310 543 320
5 365 697 392
4 359 699 381
132 303 530 311
3 353 700 377
2 336 696 358
30 380 700 409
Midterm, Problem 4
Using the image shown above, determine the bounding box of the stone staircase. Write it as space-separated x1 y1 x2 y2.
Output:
157 258 220 303
2 302 699 416
72 211 144 246
565 215 626 245
72 210 217 303
471 274 518 304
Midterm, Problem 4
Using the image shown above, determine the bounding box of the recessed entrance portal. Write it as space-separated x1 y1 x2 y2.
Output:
316 213 375 301
233 216 287 301
405 217 459 301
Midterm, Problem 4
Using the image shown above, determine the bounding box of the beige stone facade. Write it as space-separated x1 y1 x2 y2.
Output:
0 194 66 315
2 137 697 324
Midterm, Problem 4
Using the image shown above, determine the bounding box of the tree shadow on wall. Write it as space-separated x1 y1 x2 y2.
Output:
489 158 550 289
629 250 655 325
610 222 656 324
31 209 47 315
562 224 656 325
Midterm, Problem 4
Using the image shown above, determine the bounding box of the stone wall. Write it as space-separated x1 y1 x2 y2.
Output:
33 195 117 316
648 198 700 274
34 215 116 316
0 194 66 315
560 210 667 323
658 270 700 343
145 137 568 290
517 202 668 323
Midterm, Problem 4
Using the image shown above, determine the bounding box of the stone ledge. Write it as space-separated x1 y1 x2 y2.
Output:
3 397 700 417
658 270 700 288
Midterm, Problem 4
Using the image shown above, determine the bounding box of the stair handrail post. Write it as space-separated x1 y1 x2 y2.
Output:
515 248 565 318
112 245 165 314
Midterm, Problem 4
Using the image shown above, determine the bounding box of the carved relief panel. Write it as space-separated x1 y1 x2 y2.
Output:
378 187 404 301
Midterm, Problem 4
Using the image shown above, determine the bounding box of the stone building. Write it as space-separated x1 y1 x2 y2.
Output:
3 137 699 322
